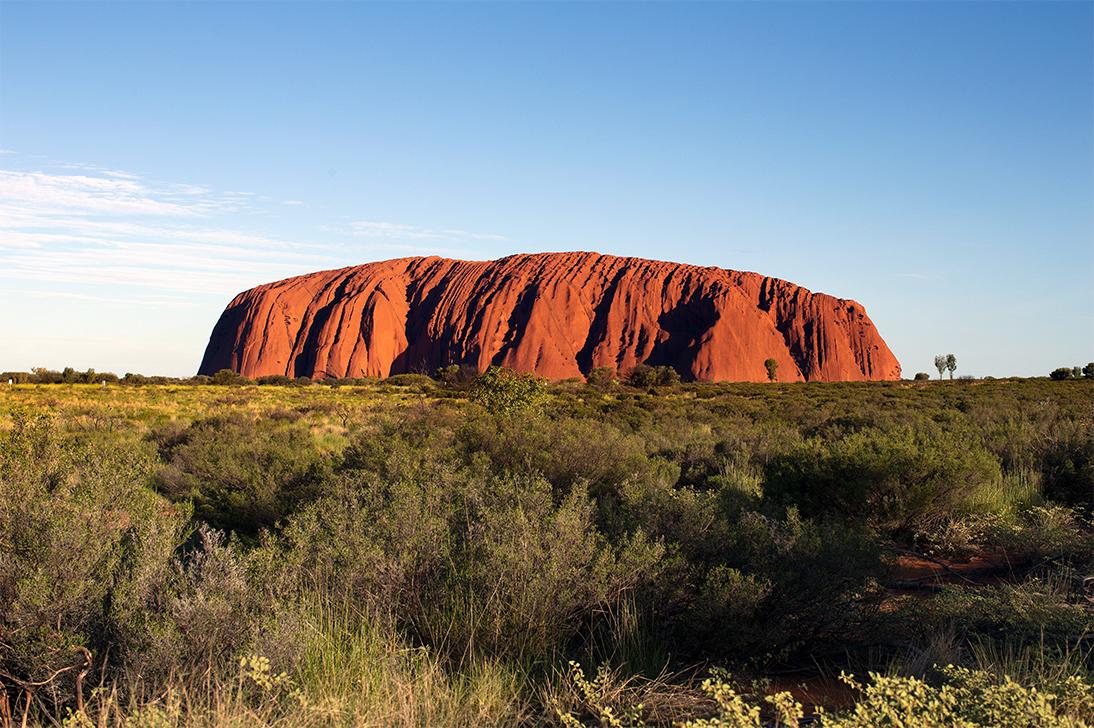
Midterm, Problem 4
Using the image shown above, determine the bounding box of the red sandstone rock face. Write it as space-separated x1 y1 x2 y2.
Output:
199 252 901 382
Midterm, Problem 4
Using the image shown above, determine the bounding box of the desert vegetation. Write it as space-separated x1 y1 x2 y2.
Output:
1051 364 1094 381
0 374 1091 726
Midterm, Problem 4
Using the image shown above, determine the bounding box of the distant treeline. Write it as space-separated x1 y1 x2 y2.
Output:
1 363 688 388
5 361 1091 387
2 367 202 385
1 367 314 386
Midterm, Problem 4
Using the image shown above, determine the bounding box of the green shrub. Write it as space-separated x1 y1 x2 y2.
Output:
985 505 1092 563
765 427 1003 534
0 414 187 698
153 414 332 533
1040 419 1094 511
257 374 294 386
384 372 436 387
434 363 479 386
560 666 1094 727
586 366 617 387
825 666 1093 727
116 525 260 687
258 467 453 608
211 368 251 385
627 364 681 388
458 412 672 503
683 508 882 659
266 469 664 665
468 366 547 415
429 477 664 663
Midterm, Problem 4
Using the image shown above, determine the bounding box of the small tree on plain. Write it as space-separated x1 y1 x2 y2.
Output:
914 372 930 381
1050 367 1073 381
435 364 478 387
586 367 616 388
212 368 246 385
1083 362 1094 379
469 366 547 415
934 355 947 380
945 354 957 380
627 364 679 388
764 358 778 382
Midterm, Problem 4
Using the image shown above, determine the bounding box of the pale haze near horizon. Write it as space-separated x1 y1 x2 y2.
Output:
0 1 1091 378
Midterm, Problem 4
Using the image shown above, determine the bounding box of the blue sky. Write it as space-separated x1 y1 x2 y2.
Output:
1 1 1090 377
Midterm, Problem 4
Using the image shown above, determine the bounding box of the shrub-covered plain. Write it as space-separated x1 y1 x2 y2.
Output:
0 376 1090 726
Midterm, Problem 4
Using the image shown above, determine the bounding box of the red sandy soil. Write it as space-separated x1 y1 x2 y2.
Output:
768 674 859 713
891 550 1014 587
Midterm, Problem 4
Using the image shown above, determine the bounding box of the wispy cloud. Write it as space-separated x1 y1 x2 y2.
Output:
1 159 512 309
0 164 337 297
15 289 200 308
0 170 199 216
350 219 509 244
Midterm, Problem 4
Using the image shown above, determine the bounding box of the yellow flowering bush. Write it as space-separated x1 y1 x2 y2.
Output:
557 664 1093 727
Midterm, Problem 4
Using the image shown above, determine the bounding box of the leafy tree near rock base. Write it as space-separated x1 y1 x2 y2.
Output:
469 366 547 415
764 358 778 382
212 368 252 385
626 364 681 388
585 366 616 388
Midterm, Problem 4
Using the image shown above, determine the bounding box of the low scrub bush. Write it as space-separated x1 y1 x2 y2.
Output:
985 505 1092 564
425 478 664 664
765 427 1003 535
267 468 665 666
0 414 187 702
458 412 671 502
907 578 1091 645
586 366 617 388
152 414 332 533
1040 418 1094 511
384 372 436 388
556 665 1094 727
115 525 261 688
679 508 882 660
468 366 548 415
627 365 681 388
